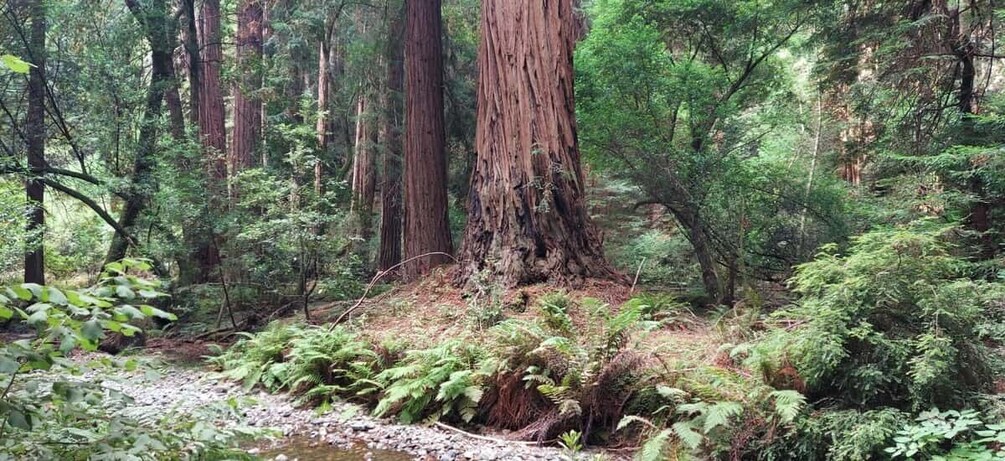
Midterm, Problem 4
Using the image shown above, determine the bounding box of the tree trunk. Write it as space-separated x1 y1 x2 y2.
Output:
230 0 263 177
351 96 376 243
403 0 454 280
182 0 200 126
458 0 617 287
378 3 405 273
107 0 175 265
315 25 332 197
24 0 45 284
193 0 226 279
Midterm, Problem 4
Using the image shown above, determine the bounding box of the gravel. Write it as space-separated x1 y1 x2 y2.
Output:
46 355 620 461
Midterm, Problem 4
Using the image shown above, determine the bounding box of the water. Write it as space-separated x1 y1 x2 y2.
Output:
258 436 415 461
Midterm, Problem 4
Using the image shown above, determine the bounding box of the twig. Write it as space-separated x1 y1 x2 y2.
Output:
629 257 647 296
0 368 19 441
433 422 541 446
331 252 456 327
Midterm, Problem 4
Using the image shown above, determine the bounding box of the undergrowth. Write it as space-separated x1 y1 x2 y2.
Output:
211 226 1005 461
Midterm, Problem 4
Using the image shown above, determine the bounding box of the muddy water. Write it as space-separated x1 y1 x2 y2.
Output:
258 437 414 461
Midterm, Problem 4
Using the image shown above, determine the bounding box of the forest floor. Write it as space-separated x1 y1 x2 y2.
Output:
67 346 615 461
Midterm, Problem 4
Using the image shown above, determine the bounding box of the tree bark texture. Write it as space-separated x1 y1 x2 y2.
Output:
403 0 454 280
24 0 46 284
193 0 226 279
378 3 405 272
231 0 263 175
458 0 616 287
197 0 227 181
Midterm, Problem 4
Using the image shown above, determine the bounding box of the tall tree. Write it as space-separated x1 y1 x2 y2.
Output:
403 0 453 280
24 0 45 284
197 0 227 181
193 0 227 279
351 95 376 243
457 0 615 286
106 0 178 265
378 1 405 272
231 0 264 176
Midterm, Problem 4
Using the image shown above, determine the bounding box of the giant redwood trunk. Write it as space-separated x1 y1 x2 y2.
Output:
193 0 226 279
378 3 405 273
403 0 453 280
230 0 263 176
24 0 45 284
458 0 617 286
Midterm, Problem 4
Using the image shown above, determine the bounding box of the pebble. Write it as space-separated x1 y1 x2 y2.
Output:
37 353 619 461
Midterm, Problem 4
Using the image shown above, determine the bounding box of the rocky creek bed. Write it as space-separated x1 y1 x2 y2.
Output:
50 355 619 461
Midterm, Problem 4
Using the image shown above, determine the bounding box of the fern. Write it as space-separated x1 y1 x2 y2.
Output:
638 428 674 461
374 340 488 424
770 390 806 423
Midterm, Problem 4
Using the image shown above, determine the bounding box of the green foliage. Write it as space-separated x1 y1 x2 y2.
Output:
488 294 656 441
755 222 1002 409
759 407 907 461
0 54 32 73
0 260 254 459
886 409 1005 460
210 322 383 410
374 340 487 424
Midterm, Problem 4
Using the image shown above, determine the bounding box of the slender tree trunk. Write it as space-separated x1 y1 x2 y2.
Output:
403 0 453 280
458 0 617 286
24 0 45 284
183 0 200 125
351 96 376 243
107 0 175 265
230 0 263 177
315 25 332 197
378 2 405 272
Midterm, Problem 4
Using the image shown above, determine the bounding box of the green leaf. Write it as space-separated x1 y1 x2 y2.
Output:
6 408 31 430
140 305 176 320
138 290 163 299
115 285 136 299
26 309 47 325
0 357 19 374
43 287 67 305
1 54 32 74
81 319 104 341
9 285 31 301
0 305 12 320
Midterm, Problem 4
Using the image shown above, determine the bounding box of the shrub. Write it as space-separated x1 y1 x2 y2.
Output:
484 294 657 442
210 323 384 409
373 339 489 424
0 260 256 460
754 222 1003 409
886 408 1005 460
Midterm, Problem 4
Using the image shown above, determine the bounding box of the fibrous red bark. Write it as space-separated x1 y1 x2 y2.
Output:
231 0 263 176
378 3 405 273
403 0 453 280
458 0 617 287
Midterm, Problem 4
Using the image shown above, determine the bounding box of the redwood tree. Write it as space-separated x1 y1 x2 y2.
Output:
378 2 405 272
403 0 453 280
230 0 263 176
193 0 226 279
458 0 616 286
